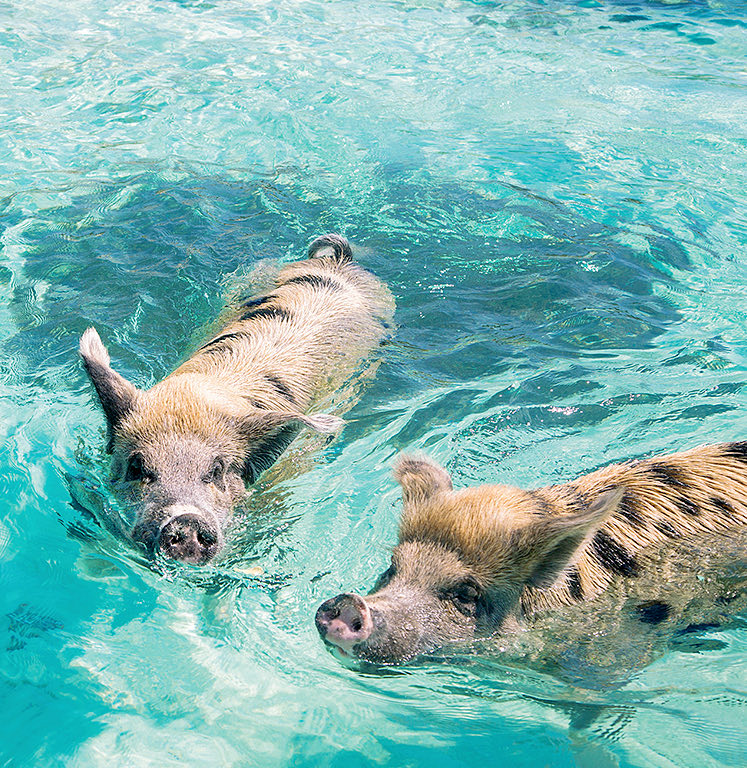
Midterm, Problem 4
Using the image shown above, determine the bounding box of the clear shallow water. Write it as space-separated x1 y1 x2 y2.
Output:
1 0 747 765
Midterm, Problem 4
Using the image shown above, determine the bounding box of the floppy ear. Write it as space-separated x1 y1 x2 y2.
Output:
527 487 623 589
237 409 344 484
394 454 453 505
79 327 140 452
238 410 344 440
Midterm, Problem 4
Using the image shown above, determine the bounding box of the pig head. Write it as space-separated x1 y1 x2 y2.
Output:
79 327 341 563
316 456 620 663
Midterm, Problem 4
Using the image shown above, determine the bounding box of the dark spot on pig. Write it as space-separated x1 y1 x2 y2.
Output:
655 519 681 538
636 600 670 624
239 305 292 323
723 441 747 463
591 531 639 577
710 497 736 518
648 462 687 488
283 274 342 291
264 374 297 406
239 295 275 310
617 491 644 528
676 496 700 517
566 566 584 601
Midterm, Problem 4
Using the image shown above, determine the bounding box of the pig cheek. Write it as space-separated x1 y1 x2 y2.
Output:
204 483 233 522
226 472 248 505
109 474 146 523
357 600 433 664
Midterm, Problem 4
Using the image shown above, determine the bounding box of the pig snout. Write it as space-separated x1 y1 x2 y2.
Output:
157 509 220 564
315 593 373 652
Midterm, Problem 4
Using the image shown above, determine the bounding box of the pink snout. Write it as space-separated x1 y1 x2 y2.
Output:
315 593 373 652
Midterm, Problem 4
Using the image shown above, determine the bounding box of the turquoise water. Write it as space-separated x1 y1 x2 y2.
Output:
2 0 747 765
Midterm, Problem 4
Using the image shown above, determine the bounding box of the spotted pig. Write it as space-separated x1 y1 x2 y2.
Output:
316 444 747 664
80 234 393 564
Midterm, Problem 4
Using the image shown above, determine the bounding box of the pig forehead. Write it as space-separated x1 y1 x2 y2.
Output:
391 541 471 582
117 431 233 461
121 406 237 443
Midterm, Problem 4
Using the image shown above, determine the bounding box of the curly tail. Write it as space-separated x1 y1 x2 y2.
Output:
307 233 353 264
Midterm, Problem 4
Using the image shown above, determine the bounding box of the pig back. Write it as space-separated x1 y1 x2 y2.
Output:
172 250 394 413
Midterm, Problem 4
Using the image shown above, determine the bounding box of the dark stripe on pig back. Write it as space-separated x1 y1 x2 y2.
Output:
710 497 737 518
565 485 644 532
655 519 682 539
265 374 298 407
199 297 292 353
239 295 275 310
647 462 688 488
566 567 584 601
591 530 639 577
722 441 747 462
616 490 644 528
676 495 700 517
199 331 251 353
239 304 292 323
282 274 343 291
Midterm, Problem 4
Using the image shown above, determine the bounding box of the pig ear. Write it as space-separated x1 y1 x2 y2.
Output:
238 410 344 484
79 327 140 451
527 487 623 589
394 454 453 505
238 410 344 439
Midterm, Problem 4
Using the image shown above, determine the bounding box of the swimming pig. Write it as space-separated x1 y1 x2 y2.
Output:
316 445 747 664
80 234 393 564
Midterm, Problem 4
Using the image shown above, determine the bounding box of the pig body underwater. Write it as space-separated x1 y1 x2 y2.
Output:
80 234 393 564
316 444 747 664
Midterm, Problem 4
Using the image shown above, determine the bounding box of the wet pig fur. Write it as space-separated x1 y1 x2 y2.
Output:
316 444 747 663
80 234 393 564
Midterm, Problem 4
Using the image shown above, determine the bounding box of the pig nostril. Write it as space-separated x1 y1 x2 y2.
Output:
352 619 362 632
196 530 217 548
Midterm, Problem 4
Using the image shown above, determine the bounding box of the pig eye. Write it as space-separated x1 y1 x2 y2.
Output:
124 454 155 483
203 458 226 488
446 580 481 616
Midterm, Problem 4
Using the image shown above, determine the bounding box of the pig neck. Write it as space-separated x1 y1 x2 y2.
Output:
520 442 747 619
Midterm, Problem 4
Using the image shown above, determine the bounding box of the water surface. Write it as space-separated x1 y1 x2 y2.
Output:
1 0 746 766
